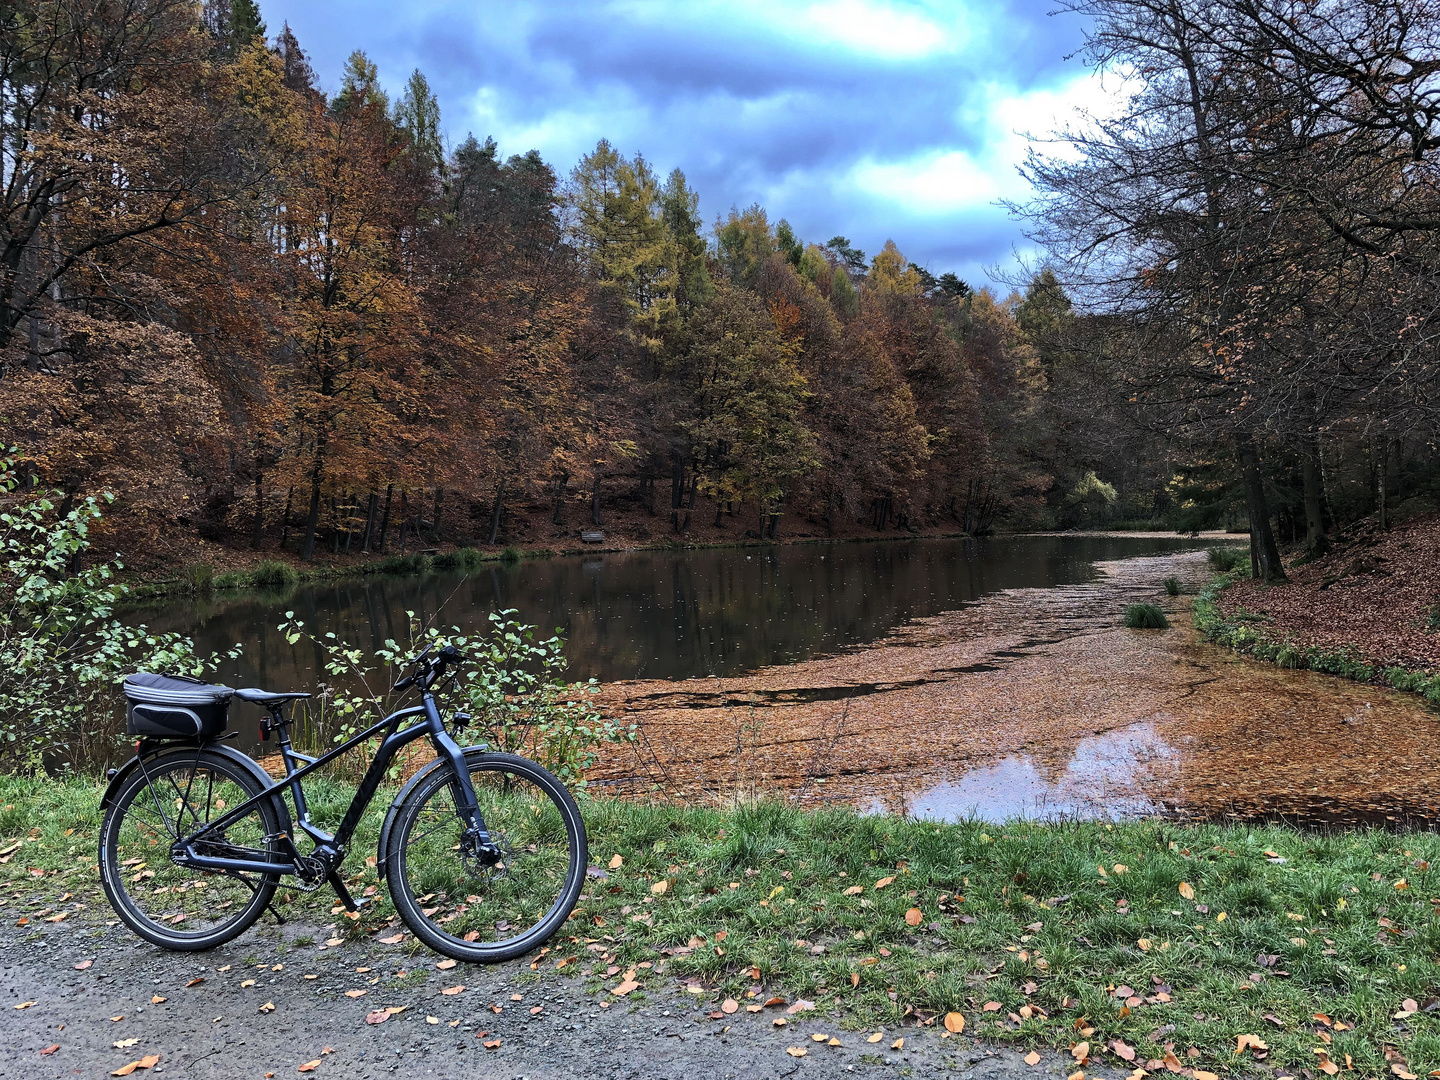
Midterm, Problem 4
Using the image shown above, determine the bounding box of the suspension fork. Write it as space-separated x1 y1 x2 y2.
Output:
425 700 496 857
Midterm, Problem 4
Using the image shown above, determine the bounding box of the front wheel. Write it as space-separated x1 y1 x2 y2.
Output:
386 752 586 963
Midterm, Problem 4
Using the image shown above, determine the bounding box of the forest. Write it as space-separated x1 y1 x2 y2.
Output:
3 0 1439 575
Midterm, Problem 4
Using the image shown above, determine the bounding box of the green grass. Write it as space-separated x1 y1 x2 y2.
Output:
180 563 215 594
1206 546 1248 572
4 779 1439 1074
1163 576 1182 597
500 545 522 563
1194 574 1440 707
1123 603 1170 629
250 559 300 590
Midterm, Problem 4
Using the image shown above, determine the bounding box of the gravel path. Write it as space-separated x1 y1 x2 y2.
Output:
2 917 1116 1080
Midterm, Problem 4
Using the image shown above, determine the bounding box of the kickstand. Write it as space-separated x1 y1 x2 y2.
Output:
267 902 287 925
328 873 369 914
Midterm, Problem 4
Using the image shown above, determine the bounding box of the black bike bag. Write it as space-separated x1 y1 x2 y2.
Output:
123 673 233 739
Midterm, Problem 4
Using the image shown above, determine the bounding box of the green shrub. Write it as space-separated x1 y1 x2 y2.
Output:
250 559 299 590
378 553 433 576
1122 603 1170 629
433 547 485 571
180 563 215 594
1206 546 1247 571
500 545 522 564
1163 576 1181 596
0 450 227 773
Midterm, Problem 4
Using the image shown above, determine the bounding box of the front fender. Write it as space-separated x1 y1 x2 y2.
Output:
102 742 293 837
375 745 488 880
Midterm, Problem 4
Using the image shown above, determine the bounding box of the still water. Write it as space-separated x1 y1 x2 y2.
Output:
134 535 1212 694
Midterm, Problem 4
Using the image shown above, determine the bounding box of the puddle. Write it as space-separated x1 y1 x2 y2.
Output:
860 723 1177 822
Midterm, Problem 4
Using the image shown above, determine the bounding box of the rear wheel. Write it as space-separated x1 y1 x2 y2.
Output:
100 749 282 950
386 752 586 963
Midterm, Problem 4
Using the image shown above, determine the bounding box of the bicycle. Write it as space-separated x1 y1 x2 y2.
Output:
98 643 587 963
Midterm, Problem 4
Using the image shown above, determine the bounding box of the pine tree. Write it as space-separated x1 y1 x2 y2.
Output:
397 69 443 175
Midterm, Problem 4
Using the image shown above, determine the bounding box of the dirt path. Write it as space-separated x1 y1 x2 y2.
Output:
4 916 1110 1080
593 549 1440 824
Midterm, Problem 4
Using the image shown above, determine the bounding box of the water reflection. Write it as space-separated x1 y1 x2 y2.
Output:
863 723 1178 822
134 535 1211 695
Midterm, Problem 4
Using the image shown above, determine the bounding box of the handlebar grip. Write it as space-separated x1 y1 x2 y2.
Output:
393 674 417 692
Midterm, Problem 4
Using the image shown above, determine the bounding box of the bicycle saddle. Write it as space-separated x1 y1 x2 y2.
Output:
233 688 313 705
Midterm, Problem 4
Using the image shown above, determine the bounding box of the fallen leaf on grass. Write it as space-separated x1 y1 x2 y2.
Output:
983 1001 1002 1012
874 876 895 889
785 999 815 1014
786 1047 807 1058
297 1061 321 1073
440 986 465 996
1236 1034 1268 1054
611 980 639 997
1193 1072 1219 1080
1395 999 1420 1019
843 885 863 896
1072 1042 1090 1062
1178 882 1195 900
650 880 668 895
1111 1040 1136 1062
944 1013 965 1034
1024 1052 1042 1067
608 854 623 869
1393 1067 1419 1080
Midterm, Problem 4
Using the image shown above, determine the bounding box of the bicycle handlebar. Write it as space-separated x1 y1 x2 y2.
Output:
391 644 470 693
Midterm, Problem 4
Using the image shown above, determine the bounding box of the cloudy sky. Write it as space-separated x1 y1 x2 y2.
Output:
259 0 1102 290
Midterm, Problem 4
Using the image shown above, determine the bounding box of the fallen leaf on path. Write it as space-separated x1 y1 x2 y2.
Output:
891 1038 905 1050
785 999 815 1014
611 980 639 997
241 980 256 988
867 1033 884 1043
1193 1072 1219 1080
426 1016 439 1025
114 1039 139 1048
40 1045 58 1055
1025 1052 1042 1066
324 938 343 947
721 998 738 1014
74 960 93 971
14 1001 35 1009
186 978 204 988
344 990 366 998
151 996 166 1004
786 1047 806 1057
297 1061 321 1073
364 1010 390 1025
944 1013 966 1033
258 1002 275 1013
1072 1042 1090 1061
440 986 465 996
482 1040 501 1050
436 960 457 970
378 934 405 944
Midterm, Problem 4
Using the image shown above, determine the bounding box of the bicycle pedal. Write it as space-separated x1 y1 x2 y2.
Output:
327 873 368 913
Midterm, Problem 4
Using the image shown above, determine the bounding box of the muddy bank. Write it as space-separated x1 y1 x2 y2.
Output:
592 550 1440 825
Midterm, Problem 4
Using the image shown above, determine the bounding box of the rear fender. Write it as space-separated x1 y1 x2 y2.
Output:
375 745 487 880
102 742 292 836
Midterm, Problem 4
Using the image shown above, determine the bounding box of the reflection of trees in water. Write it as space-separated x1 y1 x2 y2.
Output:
133 535 1206 725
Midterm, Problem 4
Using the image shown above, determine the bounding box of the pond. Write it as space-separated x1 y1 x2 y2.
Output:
134 534 1215 694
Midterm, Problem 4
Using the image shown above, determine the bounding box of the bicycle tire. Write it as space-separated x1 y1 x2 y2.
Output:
385 752 586 963
100 747 282 950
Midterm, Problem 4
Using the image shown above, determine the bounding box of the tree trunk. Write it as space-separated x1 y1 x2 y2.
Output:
1378 435 1390 530
399 490 411 553
671 454 683 533
552 471 569 526
280 485 295 551
330 496 341 554
361 493 378 551
432 487 444 542
1236 433 1286 583
591 472 602 526
251 469 264 549
1301 435 1328 557
489 479 505 545
300 471 322 563
681 472 697 531
377 483 394 553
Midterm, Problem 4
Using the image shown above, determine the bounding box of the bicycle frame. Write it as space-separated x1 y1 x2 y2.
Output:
163 690 489 880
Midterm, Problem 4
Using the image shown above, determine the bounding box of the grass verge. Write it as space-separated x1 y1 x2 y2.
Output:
1193 573 1440 706
2 778 1438 1075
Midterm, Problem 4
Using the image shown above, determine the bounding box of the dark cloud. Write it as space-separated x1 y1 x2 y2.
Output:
261 0 1091 286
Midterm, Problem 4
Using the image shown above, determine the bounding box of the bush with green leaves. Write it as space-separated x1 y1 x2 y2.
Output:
1122 603 1169 629
1206 546 1247 571
277 607 634 788
0 451 223 773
